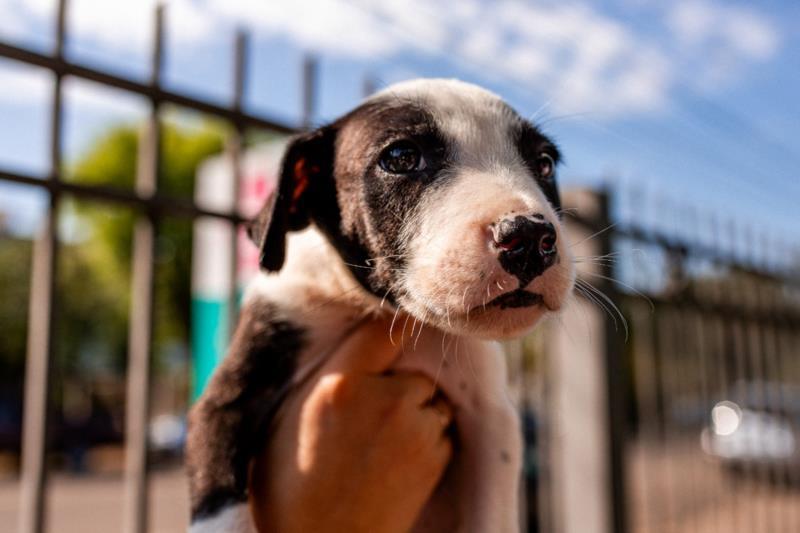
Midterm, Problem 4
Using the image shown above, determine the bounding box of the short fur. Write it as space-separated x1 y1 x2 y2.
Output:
186 79 575 533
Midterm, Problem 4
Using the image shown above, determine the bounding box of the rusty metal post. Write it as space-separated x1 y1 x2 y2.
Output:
18 1 67 532
122 6 163 533
301 55 317 130
362 74 377 98
226 30 248 337
597 190 629 533
18 204 58 533
548 189 624 533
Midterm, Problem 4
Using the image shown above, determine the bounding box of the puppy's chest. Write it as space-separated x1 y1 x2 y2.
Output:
254 285 521 533
280 299 510 419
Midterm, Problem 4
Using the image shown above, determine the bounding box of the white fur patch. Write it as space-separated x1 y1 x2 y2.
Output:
189 504 256 533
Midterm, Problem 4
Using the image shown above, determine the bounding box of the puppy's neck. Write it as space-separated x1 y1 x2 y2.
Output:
243 226 387 318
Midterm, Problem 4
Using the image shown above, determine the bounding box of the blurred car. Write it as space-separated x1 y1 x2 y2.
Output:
700 381 800 482
148 413 187 464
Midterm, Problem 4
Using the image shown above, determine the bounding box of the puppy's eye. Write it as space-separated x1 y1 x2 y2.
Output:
379 140 424 174
535 153 556 179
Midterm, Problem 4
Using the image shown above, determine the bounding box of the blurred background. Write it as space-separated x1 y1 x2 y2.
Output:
0 1 798 532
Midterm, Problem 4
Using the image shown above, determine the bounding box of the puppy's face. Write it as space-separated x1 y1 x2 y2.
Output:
251 79 574 339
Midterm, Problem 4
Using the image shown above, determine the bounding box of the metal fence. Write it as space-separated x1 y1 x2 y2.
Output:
2 2 800 533
526 189 800 533
610 187 800 533
0 2 302 532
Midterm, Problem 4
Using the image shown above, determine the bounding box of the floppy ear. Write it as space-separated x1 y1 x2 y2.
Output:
247 126 336 272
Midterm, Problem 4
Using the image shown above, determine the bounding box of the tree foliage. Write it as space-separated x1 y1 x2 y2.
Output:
0 121 225 388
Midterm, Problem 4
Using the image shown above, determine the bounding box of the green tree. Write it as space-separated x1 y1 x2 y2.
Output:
0 120 225 395
66 122 226 374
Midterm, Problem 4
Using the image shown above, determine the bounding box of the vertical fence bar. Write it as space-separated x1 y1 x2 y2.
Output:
301 55 317 130
629 301 658 533
362 74 377 98
17 201 58 533
226 30 247 338
18 1 67 532
599 190 629 533
122 6 163 533
549 189 615 533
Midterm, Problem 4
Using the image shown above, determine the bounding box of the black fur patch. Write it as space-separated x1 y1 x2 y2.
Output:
315 100 452 303
514 122 562 211
186 301 305 521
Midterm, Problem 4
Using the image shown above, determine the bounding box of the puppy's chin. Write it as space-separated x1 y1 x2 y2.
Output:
463 305 551 340
398 297 552 340
397 260 574 340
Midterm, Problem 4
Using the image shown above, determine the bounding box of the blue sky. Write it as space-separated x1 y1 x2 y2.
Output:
0 0 798 265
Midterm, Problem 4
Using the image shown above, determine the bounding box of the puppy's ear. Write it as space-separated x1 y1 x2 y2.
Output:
247 126 336 272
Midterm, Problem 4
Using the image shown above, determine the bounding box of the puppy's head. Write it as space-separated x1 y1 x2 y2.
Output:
249 79 574 339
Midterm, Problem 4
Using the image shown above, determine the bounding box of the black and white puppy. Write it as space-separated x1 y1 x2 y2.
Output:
186 79 575 533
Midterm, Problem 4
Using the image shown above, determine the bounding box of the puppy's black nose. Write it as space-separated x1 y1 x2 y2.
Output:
492 215 557 286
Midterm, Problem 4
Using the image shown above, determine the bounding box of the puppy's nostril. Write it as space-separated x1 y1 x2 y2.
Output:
539 234 557 256
495 235 523 252
494 215 558 285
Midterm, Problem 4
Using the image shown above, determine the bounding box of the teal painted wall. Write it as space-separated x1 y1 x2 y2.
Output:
190 297 229 402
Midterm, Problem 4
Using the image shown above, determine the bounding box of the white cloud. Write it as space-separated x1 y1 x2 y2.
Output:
0 60 51 103
0 0 783 119
446 1 675 116
0 0 212 54
666 0 780 88
0 2 33 40
63 77 147 118
0 59 146 118
668 0 779 60
205 0 403 57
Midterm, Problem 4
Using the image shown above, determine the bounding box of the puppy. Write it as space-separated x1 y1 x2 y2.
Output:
186 79 575 533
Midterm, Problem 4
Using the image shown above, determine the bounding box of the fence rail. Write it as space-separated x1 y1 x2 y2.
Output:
536 189 800 533
0 1 306 531
1 2 799 533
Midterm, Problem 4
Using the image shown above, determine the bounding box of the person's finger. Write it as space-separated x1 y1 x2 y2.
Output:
425 396 453 428
325 317 402 374
415 398 455 448
387 373 443 408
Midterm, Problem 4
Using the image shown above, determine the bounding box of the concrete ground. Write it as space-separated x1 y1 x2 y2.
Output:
629 437 800 533
0 467 189 533
1 438 798 532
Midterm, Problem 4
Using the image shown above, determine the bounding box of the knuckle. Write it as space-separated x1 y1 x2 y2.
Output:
315 373 352 406
382 394 411 424
400 374 432 400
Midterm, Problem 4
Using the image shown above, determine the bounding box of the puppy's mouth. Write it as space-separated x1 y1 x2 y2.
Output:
483 289 543 310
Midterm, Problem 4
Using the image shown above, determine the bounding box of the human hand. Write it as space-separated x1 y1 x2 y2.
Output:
249 318 453 533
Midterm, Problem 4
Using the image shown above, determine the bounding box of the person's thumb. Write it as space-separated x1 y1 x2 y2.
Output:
324 316 413 374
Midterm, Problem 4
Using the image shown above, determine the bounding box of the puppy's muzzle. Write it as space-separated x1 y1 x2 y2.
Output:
492 214 557 287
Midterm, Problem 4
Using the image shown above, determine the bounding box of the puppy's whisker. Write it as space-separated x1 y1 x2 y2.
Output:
580 271 655 311
400 313 413 350
414 307 429 350
528 99 553 123
536 111 597 127
572 253 620 264
444 288 455 330
569 222 618 249
388 304 403 346
461 286 470 314
575 278 629 341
